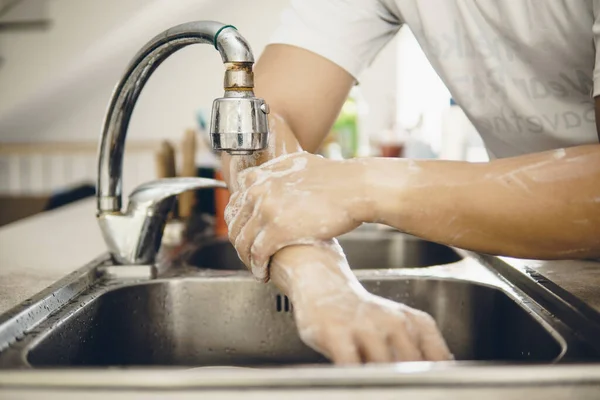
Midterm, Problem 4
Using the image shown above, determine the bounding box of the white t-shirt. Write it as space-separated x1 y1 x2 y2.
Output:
271 0 600 158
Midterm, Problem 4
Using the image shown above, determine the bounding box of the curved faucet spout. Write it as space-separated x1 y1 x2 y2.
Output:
97 21 268 214
96 21 268 265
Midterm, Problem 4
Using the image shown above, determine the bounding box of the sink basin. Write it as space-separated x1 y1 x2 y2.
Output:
26 276 562 367
184 230 462 270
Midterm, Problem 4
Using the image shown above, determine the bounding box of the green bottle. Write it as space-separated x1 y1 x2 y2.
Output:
333 95 359 159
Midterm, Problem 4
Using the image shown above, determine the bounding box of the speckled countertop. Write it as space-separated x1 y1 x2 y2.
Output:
0 199 105 314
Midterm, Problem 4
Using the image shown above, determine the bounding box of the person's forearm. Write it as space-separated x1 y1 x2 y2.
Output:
360 145 600 259
268 241 365 306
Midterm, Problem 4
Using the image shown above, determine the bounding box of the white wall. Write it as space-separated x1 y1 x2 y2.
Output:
0 0 150 112
0 0 398 146
0 0 289 143
395 26 450 157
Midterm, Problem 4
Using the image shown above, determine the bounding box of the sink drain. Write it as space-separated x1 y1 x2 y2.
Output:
276 294 292 313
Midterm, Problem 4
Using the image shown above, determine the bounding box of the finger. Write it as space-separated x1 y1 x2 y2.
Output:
233 215 262 279
249 230 271 282
224 191 241 226
250 226 288 277
388 326 423 362
227 185 267 244
416 314 453 361
356 331 393 364
255 152 300 173
327 334 361 365
227 194 254 245
236 167 261 191
250 216 324 273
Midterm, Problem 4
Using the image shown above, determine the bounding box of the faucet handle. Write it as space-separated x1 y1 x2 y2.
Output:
129 177 226 207
100 177 228 266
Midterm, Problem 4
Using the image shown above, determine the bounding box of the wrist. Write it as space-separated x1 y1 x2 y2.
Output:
360 158 414 225
270 241 364 305
342 158 378 224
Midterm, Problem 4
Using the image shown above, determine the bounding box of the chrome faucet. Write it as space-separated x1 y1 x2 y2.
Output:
96 21 269 265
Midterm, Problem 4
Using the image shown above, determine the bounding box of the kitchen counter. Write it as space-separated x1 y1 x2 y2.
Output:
0 199 105 314
500 257 600 316
2 365 600 399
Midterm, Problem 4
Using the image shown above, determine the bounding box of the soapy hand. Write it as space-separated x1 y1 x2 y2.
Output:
225 152 369 281
294 289 453 364
269 244 453 364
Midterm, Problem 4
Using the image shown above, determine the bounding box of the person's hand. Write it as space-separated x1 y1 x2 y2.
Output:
225 152 370 281
281 259 453 364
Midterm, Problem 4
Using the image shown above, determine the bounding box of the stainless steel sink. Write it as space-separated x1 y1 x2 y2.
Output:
183 230 462 270
25 275 563 367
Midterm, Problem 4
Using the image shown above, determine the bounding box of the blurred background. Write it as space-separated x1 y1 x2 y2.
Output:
0 0 486 226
